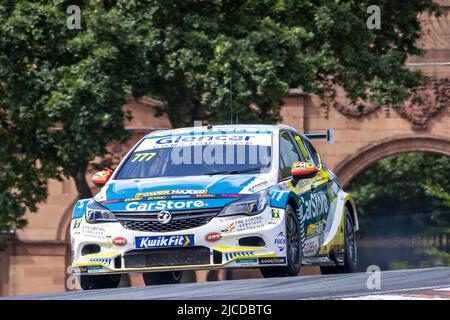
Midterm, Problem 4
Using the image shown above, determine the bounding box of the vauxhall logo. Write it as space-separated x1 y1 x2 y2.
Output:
158 210 172 224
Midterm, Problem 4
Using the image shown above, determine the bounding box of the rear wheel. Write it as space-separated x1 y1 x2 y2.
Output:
143 271 183 285
79 274 122 290
320 208 357 274
260 205 302 278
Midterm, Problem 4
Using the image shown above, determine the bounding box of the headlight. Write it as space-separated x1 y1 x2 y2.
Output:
218 190 269 217
85 200 117 224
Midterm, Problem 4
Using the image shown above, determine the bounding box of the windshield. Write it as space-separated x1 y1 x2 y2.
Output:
116 132 272 179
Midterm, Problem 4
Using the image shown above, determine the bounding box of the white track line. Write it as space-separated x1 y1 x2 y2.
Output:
320 284 450 300
434 287 450 291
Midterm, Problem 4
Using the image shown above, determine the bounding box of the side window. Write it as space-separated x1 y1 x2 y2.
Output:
292 134 313 164
302 138 321 167
279 132 302 180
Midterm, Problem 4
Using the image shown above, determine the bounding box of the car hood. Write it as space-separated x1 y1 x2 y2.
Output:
97 174 270 212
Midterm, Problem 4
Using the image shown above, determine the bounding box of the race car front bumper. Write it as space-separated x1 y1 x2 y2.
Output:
70 206 287 275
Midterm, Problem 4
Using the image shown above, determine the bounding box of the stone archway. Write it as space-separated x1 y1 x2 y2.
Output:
334 134 450 187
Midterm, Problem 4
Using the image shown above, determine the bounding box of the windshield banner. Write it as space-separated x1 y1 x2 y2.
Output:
136 133 272 151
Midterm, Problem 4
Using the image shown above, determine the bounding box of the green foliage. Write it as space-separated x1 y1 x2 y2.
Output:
388 248 450 269
389 261 411 270
0 1 131 234
418 247 450 267
347 153 450 236
116 0 439 127
0 130 50 232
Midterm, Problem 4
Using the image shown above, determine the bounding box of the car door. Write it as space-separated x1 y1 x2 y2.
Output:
290 133 336 257
277 131 314 254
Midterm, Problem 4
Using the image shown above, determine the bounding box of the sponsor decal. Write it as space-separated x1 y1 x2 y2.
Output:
220 193 242 198
247 180 270 193
303 236 320 257
85 210 96 223
299 191 329 223
278 182 291 191
271 209 280 219
205 232 222 242
274 232 286 251
195 194 215 198
81 225 106 240
112 237 127 246
218 216 241 223
222 223 236 233
236 216 264 231
131 152 157 162
247 202 259 214
87 265 103 271
135 235 195 249
77 266 88 273
134 189 208 198
135 133 273 153
306 221 325 238
102 199 121 203
259 257 286 265
125 200 206 211
236 258 258 265
122 193 241 202
222 216 265 233
72 219 82 229
154 134 256 145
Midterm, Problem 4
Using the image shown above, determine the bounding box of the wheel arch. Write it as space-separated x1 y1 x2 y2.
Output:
287 195 299 211
344 197 359 232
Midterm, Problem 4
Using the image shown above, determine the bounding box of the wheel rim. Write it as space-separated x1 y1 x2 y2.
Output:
286 212 301 268
345 216 357 266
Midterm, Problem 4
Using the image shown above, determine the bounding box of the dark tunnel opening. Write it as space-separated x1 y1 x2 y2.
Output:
346 152 450 271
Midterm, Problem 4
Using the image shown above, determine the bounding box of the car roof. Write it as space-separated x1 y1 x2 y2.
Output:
144 124 300 138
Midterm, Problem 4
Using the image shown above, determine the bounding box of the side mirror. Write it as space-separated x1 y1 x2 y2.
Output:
92 168 113 188
291 162 319 182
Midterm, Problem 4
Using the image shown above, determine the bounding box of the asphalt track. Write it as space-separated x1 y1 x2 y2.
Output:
4 267 450 300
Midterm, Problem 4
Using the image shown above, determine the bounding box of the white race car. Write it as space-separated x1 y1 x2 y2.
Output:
70 124 358 289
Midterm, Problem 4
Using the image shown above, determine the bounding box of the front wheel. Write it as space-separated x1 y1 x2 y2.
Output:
79 274 122 290
260 205 302 278
320 208 357 274
143 271 183 285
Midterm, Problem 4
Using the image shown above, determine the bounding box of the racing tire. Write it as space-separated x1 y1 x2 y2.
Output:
143 271 183 285
260 205 302 278
79 274 122 290
320 208 357 274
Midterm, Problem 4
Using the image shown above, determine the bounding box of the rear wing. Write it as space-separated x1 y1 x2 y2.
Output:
305 129 334 144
